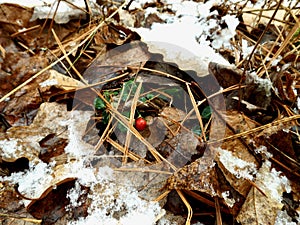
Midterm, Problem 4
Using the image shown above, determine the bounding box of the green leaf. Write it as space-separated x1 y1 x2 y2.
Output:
117 122 128 132
139 96 147 103
201 106 212 120
192 125 202 136
122 111 131 118
164 87 182 96
293 27 300 39
146 93 155 99
94 97 106 110
120 79 144 102
117 111 130 132
102 110 110 124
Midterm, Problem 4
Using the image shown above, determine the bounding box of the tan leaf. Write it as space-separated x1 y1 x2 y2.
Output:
166 155 218 197
215 110 259 197
236 161 288 225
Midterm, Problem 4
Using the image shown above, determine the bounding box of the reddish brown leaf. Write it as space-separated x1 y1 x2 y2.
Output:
39 133 68 163
27 178 88 225
208 62 243 88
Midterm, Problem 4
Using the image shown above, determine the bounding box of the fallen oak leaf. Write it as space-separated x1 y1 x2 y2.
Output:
166 154 218 197
236 161 291 225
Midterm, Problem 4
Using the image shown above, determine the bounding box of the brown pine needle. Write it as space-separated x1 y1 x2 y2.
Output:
51 28 86 82
214 197 223 225
186 83 206 141
0 213 42 224
177 189 193 225
0 2 126 103
106 137 141 162
154 190 171 202
208 114 300 144
123 82 143 164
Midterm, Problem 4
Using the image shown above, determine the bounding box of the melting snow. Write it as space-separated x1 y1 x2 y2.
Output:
256 160 291 203
218 148 258 180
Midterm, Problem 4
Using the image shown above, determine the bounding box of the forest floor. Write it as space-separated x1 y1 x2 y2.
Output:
0 0 300 225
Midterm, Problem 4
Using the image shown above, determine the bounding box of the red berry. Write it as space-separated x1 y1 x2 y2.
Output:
135 117 147 131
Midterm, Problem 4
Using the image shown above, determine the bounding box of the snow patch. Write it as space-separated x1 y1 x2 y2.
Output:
29 0 100 24
39 79 59 88
222 191 236 208
254 145 273 159
275 210 299 225
0 138 22 160
218 148 257 180
67 167 164 225
256 161 291 202
1 161 55 200
60 110 94 157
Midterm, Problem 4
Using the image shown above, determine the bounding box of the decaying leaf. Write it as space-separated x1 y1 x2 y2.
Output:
166 154 218 197
83 41 151 84
27 178 89 225
272 71 297 102
39 133 69 163
208 62 243 88
215 110 260 197
2 69 83 126
94 23 140 46
236 161 291 225
0 102 93 162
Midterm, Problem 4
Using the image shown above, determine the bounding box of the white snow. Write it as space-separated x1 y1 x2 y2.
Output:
60 110 94 157
241 39 255 59
0 0 100 24
218 148 258 180
254 145 273 159
221 191 236 208
1 161 55 200
275 210 299 225
66 167 164 225
255 160 291 203
39 79 59 88
0 138 21 160
30 0 100 24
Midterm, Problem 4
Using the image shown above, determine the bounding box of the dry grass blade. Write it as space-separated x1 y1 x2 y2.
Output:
114 167 172 175
0 2 126 103
258 22 300 77
123 81 143 164
51 28 86 82
0 213 42 224
242 0 284 77
154 190 171 202
177 189 193 225
270 157 300 178
186 83 206 141
208 114 300 144
129 66 189 84
214 197 222 225
106 137 142 162
16 41 35 55
94 117 115 151
10 25 41 38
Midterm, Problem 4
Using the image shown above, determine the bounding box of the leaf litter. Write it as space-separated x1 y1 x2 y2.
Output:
0 0 300 225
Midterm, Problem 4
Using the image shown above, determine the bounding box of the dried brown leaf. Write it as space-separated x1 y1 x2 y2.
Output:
215 110 259 197
166 155 218 197
208 62 243 88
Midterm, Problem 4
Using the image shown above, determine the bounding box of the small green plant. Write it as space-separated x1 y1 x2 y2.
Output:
201 106 212 121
